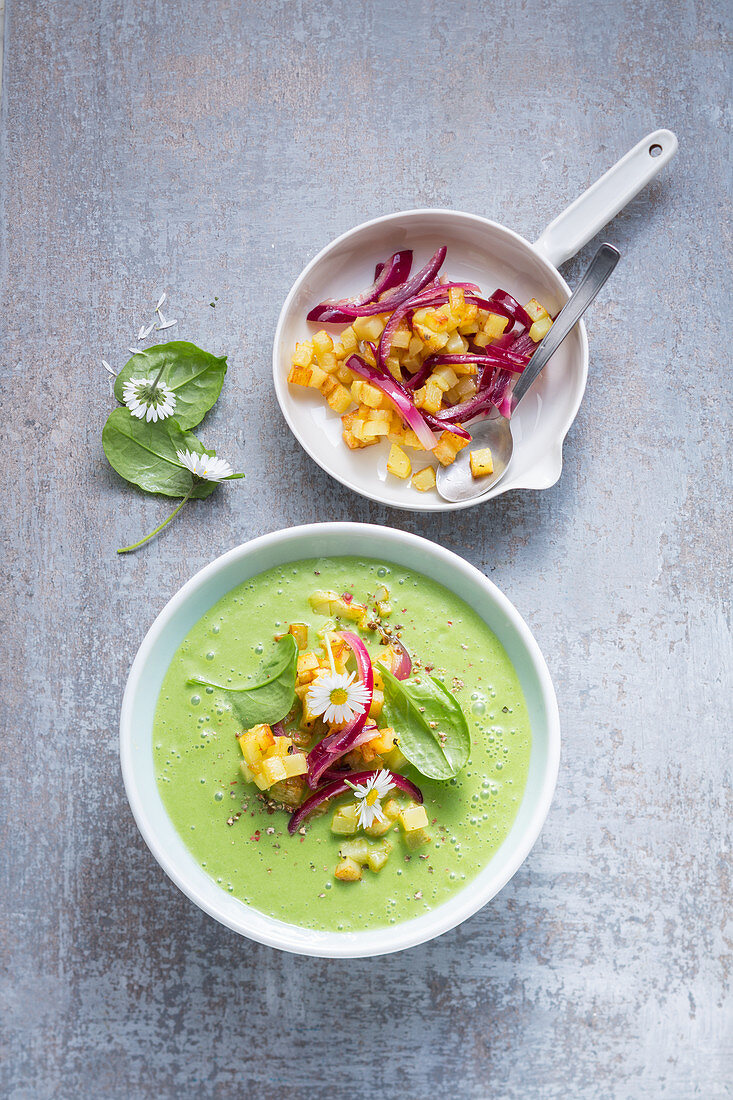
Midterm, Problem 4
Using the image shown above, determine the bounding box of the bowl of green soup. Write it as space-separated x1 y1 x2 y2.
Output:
120 523 560 956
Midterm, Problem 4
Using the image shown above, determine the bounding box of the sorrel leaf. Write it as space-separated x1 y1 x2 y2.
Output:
189 635 298 727
102 407 217 499
380 664 471 780
114 342 227 430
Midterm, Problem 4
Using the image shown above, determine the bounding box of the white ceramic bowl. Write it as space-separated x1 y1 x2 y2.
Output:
120 523 560 957
273 209 585 512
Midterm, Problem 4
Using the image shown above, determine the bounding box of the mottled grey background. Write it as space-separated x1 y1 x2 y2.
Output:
1 1 730 1097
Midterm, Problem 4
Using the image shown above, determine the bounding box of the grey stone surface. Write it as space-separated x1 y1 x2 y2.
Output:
0 0 731 1097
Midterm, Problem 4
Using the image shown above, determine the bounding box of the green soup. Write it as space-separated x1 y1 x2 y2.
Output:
153 556 531 932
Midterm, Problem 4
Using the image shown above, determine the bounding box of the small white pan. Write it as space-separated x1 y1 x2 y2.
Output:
273 129 677 512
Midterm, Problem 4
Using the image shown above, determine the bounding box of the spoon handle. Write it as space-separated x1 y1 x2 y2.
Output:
512 243 620 409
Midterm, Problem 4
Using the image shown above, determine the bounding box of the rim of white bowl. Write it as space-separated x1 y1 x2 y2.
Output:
272 208 588 512
120 523 561 957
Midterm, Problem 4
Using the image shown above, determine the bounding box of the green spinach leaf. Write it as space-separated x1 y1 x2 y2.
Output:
189 635 298 728
102 407 217 499
114 341 227 430
380 664 471 780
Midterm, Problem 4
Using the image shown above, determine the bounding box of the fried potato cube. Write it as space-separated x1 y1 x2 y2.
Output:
400 804 429 832
404 827 431 850
383 798 402 821
431 366 459 391
352 315 386 341
368 727 399 755
238 734 263 767
297 651 320 684
312 330 334 359
281 752 308 778
260 755 288 785
319 351 338 373
414 382 443 415
524 297 549 322
412 466 437 492
340 326 358 353
334 856 362 882
332 340 346 360
469 447 494 478
455 376 478 399
472 332 492 349
448 286 465 313
287 365 314 387
331 803 359 835
269 735 294 757
402 430 426 451
391 322 412 349
288 622 308 650
326 383 353 414
319 374 338 398
362 419 390 439
387 443 411 480
292 341 314 367
369 689 384 718
484 312 509 339
529 315 553 342
384 356 402 381
444 331 468 354
433 430 470 467
366 840 393 869
351 380 385 409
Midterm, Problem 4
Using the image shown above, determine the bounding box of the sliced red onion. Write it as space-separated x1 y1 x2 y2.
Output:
323 247 447 319
433 390 499 424
307 250 414 323
346 355 437 450
389 638 412 680
287 769 424 834
480 289 533 330
423 415 471 441
272 721 287 737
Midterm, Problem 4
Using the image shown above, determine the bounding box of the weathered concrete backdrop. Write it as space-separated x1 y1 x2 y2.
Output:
1 1 730 1097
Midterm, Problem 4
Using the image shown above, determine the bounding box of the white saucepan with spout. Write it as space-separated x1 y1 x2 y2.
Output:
273 129 677 512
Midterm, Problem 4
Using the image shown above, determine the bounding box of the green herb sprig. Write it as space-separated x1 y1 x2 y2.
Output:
102 341 243 553
189 635 298 727
379 663 471 780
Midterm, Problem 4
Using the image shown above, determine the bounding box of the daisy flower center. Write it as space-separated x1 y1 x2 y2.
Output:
365 789 379 807
329 687 349 706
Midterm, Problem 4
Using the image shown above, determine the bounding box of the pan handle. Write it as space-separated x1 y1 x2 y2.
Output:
533 129 678 268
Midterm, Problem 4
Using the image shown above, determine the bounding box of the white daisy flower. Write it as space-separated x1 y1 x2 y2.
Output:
176 449 234 481
307 670 372 726
348 770 395 829
122 377 177 423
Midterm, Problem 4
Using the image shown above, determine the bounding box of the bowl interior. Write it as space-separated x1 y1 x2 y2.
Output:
273 211 587 512
121 524 560 957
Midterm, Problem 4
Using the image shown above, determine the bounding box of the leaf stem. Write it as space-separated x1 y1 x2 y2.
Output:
148 360 168 398
117 487 193 554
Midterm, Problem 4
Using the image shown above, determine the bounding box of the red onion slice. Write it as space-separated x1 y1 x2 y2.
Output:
346 355 437 451
307 250 414 322
321 247 447 319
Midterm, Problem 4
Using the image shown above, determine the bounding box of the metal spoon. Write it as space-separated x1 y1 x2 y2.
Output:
436 242 620 502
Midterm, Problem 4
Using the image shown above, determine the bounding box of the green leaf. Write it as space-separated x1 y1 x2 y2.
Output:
189 635 298 727
114 341 227 429
102 407 217 499
380 664 471 781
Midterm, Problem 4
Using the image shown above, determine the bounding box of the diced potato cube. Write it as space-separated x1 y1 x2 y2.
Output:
269 736 294 757
362 420 390 439
433 430 470 467
529 315 553 342
289 622 308 650
352 315 386 341
444 331 468 354
307 365 328 389
472 332 492 349
334 856 362 882
331 803 359 836
469 447 494 478
340 838 369 863
336 363 354 385
351 380 385 409
484 312 509 339
287 365 314 387
412 466 437 492
340 326 358 353
524 297 549 322
319 351 338 373
366 841 393 871
312 330 334 359
332 340 346 360
326 383 353 414
404 827 431 850
384 356 402 380
361 343 377 367
319 374 338 398
387 443 411 480
252 770 271 791
238 733 263 766
369 689 384 718
342 411 370 449
268 776 306 807
368 727 398 754
455 376 478 399
448 286 465 313
297 652 320 683
281 752 308 778
239 760 255 783
292 341 314 367
383 798 402 821
430 366 459 391
260 756 288 785
413 381 443 415
402 430 426 451
400 804 429 831
391 323 412 349
365 816 393 838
